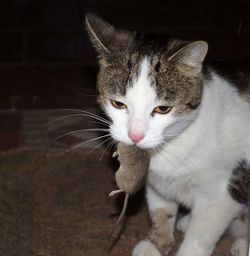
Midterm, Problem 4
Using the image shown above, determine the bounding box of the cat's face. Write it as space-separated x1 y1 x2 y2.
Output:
86 13 208 149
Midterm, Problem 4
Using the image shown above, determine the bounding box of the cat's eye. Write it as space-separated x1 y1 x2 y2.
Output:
154 106 172 114
111 100 127 109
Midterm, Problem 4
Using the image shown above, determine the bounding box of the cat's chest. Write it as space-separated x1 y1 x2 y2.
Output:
147 137 233 207
148 148 201 207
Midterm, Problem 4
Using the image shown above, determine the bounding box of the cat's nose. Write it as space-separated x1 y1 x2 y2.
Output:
128 120 145 143
128 132 145 143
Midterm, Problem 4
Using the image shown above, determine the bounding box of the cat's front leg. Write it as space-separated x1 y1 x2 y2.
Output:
133 185 178 256
176 192 242 256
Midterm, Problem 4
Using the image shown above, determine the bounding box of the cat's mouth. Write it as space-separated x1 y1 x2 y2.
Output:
129 138 164 150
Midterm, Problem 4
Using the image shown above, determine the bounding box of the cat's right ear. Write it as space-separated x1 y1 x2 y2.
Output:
85 13 135 55
168 41 208 77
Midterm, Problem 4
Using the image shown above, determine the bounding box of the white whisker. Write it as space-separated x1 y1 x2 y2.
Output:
49 113 111 127
49 128 109 146
55 109 111 125
99 140 116 163
67 134 111 152
80 120 110 127
84 137 113 158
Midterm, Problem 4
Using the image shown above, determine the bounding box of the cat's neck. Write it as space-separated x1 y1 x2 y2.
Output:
157 71 241 152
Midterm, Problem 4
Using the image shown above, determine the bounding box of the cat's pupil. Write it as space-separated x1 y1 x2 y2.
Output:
159 106 168 111
116 101 124 107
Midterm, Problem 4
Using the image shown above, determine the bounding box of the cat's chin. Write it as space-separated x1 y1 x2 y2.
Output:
116 140 157 150
137 137 167 149
114 136 164 150
139 144 163 150
133 141 163 150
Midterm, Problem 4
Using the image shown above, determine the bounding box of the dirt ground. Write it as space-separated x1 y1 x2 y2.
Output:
0 150 233 256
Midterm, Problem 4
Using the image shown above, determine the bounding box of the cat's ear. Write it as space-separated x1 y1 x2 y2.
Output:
168 41 208 76
85 13 135 55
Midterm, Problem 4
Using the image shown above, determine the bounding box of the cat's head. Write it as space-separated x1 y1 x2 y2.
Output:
85 13 208 149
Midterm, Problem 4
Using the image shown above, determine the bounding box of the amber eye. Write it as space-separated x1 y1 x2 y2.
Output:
111 100 127 109
154 106 172 114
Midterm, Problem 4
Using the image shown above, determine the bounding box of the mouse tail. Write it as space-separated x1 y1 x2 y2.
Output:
108 193 129 239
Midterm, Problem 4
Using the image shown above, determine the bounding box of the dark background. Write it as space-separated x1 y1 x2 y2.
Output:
0 0 250 110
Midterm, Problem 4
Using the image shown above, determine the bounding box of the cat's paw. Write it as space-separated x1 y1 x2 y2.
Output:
177 214 191 233
231 238 248 256
132 240 162 256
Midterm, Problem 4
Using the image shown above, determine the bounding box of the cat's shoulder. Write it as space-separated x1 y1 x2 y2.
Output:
205 59 250 103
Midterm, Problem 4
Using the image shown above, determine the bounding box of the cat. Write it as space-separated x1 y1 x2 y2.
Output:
85 13 250 256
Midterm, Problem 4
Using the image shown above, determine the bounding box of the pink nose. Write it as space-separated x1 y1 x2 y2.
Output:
128 131 145 143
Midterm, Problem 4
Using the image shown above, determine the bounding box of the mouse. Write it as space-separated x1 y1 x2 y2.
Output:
108 142 150 237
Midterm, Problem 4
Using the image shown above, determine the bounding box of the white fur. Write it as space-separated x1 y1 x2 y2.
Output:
230 210 248 239
106 58 250 256
231 238 248 256
177 214 191 233
132 240 162 256
230 209 249 256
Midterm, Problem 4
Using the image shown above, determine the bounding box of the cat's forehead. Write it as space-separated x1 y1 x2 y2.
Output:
126 57 157 107
98 45 203 114
123 51 181 103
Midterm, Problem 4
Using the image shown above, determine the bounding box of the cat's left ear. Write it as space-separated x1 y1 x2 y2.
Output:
168 41 208 77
